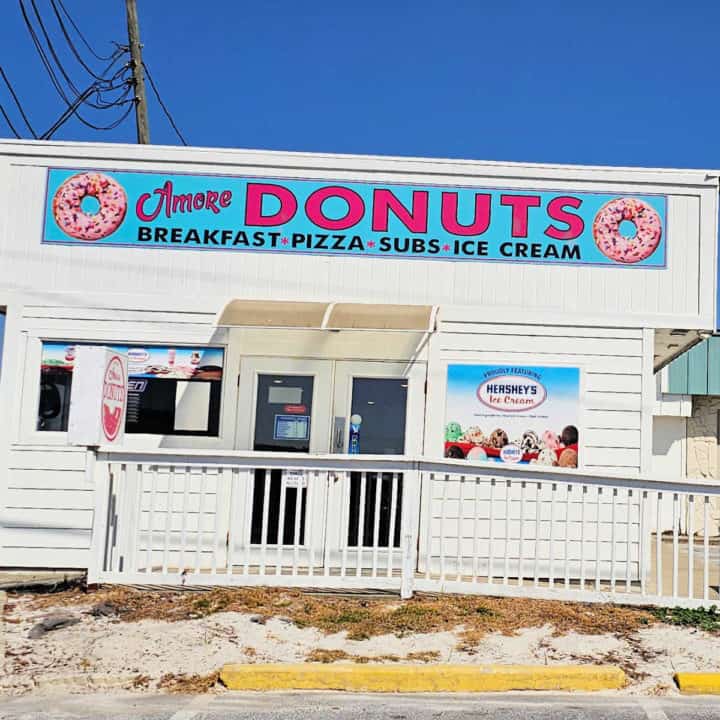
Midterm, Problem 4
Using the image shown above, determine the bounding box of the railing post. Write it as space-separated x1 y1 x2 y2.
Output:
400 466 421 599
87 448 108 584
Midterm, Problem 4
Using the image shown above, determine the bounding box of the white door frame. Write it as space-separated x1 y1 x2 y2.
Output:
235 357 334 453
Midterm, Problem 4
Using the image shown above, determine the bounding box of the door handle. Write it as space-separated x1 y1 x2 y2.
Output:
332 416 346 452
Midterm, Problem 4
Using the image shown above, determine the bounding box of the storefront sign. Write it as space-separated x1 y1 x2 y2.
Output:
43 168 667 268
444 364 581 467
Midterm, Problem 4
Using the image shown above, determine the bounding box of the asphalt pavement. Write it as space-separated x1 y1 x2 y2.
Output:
3 692 720 720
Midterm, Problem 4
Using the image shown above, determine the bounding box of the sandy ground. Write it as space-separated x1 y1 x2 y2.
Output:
1 593 719 697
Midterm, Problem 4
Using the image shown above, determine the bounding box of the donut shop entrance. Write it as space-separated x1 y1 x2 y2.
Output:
219 299 434 566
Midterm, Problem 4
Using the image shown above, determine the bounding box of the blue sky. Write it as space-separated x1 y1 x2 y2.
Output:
0 1 719 353
0 0 718 168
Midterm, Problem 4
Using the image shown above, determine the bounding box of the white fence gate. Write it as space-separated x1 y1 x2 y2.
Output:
90 451 720 608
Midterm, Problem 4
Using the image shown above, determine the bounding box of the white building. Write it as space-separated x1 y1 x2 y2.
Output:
0 140 717 604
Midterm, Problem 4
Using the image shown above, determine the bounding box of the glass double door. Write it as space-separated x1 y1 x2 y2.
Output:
235 357 424 569
237 358 421 455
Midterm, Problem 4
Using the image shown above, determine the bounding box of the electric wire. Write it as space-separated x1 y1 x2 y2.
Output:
15 1 185 142
54 0 115 61
42 87 134 139
142 62 188 145
0 65 37 137
27 0 125 108
19 0 132 132
0 101 22 138
49 0 111 80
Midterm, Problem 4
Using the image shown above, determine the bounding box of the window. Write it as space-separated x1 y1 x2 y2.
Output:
253 374 313 452
37 343 224 436
350 377 407 454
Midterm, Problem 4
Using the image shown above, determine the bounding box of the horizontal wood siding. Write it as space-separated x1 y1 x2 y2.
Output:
432 321 646 472
1 447 90 567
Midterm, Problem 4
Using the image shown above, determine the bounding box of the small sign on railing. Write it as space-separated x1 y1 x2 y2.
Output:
284 470 308 488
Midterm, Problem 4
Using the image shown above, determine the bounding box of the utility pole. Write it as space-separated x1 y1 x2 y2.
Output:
125 0 150 144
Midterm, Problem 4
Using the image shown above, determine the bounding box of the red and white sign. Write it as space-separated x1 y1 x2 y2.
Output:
68 346 128 446
283 404 307 415
102 355 127 441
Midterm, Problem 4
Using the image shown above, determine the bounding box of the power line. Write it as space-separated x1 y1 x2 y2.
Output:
27 0 124 108
11 0 186 144
0 101 22 138
54 0 115 61
0 65 37 137
18 0 132 132
143 62 187 145
41 86 134 139
49 0 111 81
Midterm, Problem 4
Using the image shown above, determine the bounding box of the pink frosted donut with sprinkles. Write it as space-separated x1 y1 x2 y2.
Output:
592 197 662 264
52 172 127 241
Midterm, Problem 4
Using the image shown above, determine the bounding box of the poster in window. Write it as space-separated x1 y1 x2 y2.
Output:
41 343 223 380
39 342 224 436
444 364 580 468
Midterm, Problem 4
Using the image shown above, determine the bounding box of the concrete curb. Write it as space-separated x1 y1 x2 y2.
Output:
220 663 627 693
675 673 720 695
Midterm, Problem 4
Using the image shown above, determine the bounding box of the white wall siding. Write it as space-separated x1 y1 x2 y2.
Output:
0 446 91 567
426 320 648 473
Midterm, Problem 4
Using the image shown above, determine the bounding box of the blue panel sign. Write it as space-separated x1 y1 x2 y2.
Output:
43 168 667 268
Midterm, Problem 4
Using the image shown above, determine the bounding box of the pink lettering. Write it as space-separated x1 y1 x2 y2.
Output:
305 186 365 231
245 183 298 226
371 189 428 233
500 194 541 238
136 180 232 220
544 196 584 240
135 181 171 222
440 192 491 236
206 190 220 213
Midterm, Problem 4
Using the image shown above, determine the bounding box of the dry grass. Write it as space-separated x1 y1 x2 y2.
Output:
305 649 437 664
306 649 353 663
405 650 441 662
26 585 655 648
156 671 220 694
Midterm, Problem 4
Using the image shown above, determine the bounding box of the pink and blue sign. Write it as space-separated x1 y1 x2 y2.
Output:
43 168 667 268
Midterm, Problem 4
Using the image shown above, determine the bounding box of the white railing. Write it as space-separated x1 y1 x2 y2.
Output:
89 450 720 608
90 452 420 597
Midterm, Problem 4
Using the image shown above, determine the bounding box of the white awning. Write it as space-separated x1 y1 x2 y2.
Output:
215 299 437 333
654 328 711 372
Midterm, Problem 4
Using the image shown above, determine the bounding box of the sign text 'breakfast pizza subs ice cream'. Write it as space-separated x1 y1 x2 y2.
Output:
43 168 667 268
